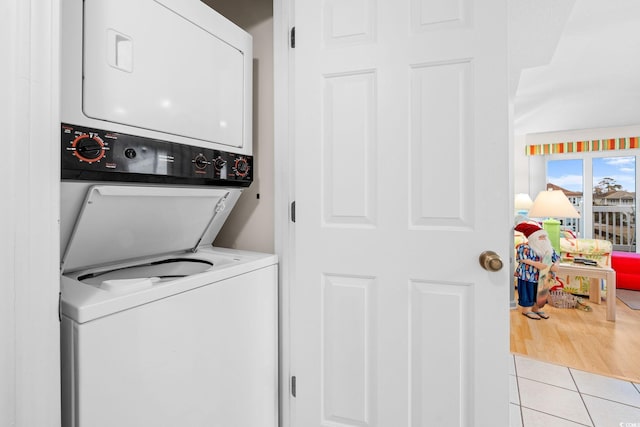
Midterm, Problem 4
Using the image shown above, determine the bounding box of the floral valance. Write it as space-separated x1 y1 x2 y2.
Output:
525 137 639 156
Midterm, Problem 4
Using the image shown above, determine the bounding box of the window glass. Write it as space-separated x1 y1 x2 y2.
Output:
592 156 636 252
547 159 583 236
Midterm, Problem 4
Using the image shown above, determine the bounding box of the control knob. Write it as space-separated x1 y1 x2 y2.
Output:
213 156 227 170
234 157 250 177
193 154 209 170
72 134 106 163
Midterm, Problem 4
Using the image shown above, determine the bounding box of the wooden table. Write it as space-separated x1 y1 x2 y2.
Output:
556 263 616 321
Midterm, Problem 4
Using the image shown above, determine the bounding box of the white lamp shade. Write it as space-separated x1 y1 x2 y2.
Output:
514 193 533 210
527 190 580 218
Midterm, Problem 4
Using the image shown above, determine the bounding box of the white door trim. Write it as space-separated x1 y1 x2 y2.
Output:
273 0 294 426
0 0 61 426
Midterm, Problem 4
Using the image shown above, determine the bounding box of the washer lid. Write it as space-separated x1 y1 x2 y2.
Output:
61 185 240 273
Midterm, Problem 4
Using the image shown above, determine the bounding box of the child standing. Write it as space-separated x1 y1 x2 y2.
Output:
514 221 560 320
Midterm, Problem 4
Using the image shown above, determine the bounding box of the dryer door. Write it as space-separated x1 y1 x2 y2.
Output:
82 0 251 150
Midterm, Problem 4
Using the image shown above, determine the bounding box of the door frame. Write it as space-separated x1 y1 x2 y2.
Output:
273 0 295 426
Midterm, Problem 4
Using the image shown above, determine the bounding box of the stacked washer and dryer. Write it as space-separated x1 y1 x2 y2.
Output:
59 1 277 426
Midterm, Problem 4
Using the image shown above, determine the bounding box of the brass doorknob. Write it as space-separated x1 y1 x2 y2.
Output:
479 251 503 272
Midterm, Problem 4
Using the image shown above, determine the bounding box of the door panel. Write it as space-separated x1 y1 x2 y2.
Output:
323 71 377 226
322 274 375 425
293 0 510 425
410 60 472 227
410 280 472 426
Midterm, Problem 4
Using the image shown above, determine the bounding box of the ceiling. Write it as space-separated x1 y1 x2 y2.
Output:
511 0 640 135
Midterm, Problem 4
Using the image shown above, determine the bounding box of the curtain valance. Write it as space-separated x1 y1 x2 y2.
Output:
525 137 639 156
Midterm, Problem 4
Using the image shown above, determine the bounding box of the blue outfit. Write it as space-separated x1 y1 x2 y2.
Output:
515 244 559 308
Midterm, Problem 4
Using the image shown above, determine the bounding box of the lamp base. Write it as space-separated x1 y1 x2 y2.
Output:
542 218 561 254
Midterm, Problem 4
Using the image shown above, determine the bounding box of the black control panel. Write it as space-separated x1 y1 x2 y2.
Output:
61 123 252 187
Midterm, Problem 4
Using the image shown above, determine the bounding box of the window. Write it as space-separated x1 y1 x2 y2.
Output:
547 159 583 236
545 156 637 252
592 156 636 251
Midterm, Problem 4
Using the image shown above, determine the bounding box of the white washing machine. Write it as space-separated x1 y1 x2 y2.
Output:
61 130 278 427
59 182 278 427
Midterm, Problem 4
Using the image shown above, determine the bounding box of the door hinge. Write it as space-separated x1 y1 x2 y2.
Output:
290 27 295 48
291 201 296 223
291 376 297 397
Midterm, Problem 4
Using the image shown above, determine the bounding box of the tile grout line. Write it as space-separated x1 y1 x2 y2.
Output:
512 356 588 426
514 355 592 426
516 375 581 393
512 355 525 427
517 356 640 404
569 367 596 427
513 354 640 426
580 393 640 410
567 367 640 409
518 404 592 427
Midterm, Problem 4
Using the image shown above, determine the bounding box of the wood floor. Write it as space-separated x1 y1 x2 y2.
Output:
510 290 640 383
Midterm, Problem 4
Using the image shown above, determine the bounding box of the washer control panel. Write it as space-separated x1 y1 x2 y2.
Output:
61 124 252 186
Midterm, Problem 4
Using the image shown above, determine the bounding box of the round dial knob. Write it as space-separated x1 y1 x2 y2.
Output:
234 158 249 177
72 134 106 163
193 154 209 170
213 156 227 170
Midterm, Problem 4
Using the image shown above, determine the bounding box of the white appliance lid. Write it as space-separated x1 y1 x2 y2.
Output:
61 185 240 273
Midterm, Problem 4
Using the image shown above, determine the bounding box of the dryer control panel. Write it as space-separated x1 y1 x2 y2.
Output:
61 124 252 187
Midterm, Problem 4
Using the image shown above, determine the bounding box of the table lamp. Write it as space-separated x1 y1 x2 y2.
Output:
514 193 533 216
527 189 580 253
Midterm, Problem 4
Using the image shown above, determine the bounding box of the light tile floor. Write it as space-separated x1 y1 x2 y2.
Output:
510 354 640 427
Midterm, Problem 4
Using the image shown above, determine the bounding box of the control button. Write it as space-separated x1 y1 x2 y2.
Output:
213 156 227 170
124 148 137 159
234 157 250 177
193 154 209 170
72 134 106 163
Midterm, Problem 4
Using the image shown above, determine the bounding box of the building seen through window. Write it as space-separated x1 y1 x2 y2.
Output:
546 157 636 252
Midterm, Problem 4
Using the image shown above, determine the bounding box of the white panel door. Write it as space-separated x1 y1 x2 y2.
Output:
292 0 511 425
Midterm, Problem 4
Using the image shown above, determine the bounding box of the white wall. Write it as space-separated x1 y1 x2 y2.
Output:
514 125 640 199
213 10 275 253
513 134 536 195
